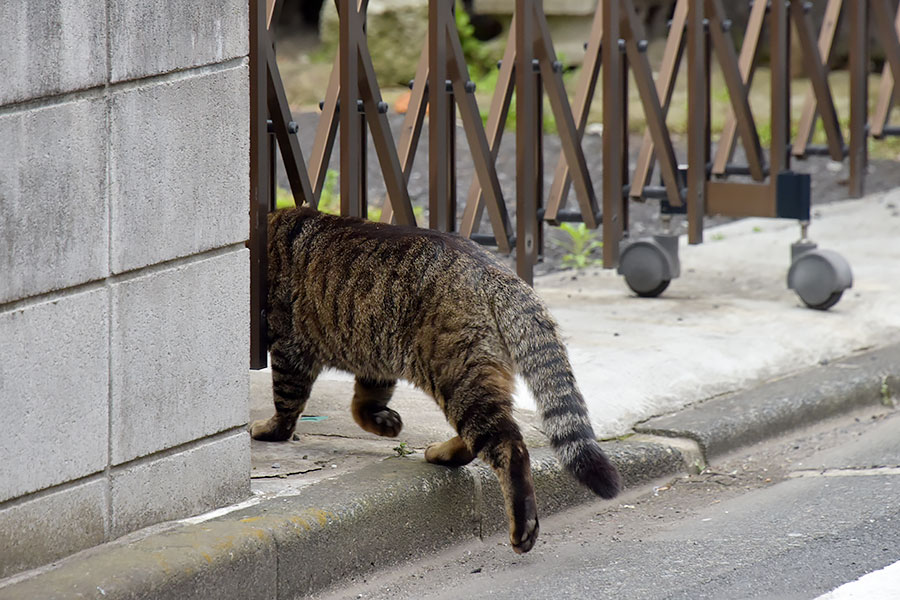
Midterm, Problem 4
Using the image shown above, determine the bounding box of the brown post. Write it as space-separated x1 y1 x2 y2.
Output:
769 0 791 180
848 0 869 198
249 0 270 369
535 60 544 255
516 0 539 284
621 46 630 234
447 66 458 233
429 0 453 231
602 0 623 265
339 0 363 217
685 0 706 244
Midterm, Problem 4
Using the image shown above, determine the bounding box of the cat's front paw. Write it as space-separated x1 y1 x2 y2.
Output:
249 416 295 441
355 407 403 437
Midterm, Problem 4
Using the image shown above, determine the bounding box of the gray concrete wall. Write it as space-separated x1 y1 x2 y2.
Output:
0 0 251 580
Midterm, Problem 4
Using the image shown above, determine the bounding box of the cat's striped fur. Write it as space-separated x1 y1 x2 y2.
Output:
250 206 620 553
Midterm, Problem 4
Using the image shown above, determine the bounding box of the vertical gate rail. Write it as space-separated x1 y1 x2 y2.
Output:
848 1 870 198
249 0 270 370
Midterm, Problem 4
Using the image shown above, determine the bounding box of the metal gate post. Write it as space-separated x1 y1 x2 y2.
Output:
602 0 623 264
339 0 364 217
769 0 791 180
429 0 454 231
848 0 870 198
685 0 706 244
515 0 539 284
249 0 271 370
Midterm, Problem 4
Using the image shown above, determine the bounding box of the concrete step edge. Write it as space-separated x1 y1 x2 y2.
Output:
0 440 685 600
634 343 900 460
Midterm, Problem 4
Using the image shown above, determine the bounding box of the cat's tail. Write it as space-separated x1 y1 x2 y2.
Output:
490 278 621 499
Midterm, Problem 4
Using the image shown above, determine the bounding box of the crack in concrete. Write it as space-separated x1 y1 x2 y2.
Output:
788 466 900 478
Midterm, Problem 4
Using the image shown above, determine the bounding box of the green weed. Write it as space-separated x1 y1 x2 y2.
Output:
393 442 414 457
276 169 339 212
554 222 602 269
882 376 895 407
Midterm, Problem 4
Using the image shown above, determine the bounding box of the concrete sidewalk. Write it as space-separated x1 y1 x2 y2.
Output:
1 191 898 599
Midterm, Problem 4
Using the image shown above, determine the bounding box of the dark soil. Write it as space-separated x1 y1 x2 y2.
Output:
278 111 900 276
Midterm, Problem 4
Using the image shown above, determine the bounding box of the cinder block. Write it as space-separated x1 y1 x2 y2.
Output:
110 430 250 537
108 0 248 82
110 249 249 464
0 0 107 105
109 66 249 273
0 478 106 579
0 289 109 503
0 98 108 304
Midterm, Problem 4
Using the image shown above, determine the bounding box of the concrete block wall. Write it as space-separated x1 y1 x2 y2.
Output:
0 0 251 579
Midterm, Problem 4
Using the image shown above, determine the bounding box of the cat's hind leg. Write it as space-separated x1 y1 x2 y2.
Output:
250 347 320 442
351 377 402 437
444 365 539 554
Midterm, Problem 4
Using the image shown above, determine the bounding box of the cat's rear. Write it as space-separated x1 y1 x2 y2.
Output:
256 206 620 553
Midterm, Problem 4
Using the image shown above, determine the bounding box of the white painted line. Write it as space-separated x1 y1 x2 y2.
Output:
178 496 263 525
815 559 900 599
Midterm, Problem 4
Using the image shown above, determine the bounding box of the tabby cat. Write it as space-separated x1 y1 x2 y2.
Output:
250 206 621 553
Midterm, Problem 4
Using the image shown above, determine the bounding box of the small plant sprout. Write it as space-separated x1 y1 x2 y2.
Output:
554 222 603 270
881 376 895 407
393 442 414 457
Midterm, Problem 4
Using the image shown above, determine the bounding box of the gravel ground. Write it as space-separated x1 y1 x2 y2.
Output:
278 111 900 276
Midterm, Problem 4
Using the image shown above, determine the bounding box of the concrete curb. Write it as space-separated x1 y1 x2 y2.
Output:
2 344 898 599
635 343 900 459
0 441 683 600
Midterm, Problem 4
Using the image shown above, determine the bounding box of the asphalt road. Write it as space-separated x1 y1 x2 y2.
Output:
320 405 900 600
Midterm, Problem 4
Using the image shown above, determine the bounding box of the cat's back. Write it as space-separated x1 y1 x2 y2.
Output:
267 207 520 377
271 207 509 295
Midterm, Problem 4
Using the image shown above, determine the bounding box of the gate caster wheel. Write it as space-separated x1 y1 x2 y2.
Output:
787 248 852 310
618 235 680 298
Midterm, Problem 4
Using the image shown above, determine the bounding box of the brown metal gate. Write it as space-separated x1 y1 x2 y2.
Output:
250 0 900 367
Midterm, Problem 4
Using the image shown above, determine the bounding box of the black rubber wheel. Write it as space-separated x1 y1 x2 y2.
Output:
802 290 843 311
628 278 670 298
